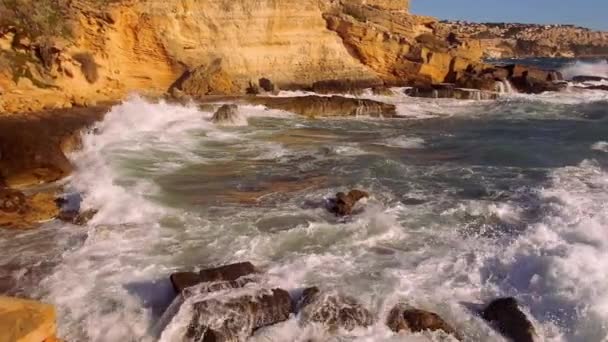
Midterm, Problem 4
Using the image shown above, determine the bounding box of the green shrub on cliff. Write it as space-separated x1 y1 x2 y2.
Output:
0 0 72 39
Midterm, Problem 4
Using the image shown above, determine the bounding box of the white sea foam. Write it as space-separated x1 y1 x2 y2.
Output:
561 60 608 80
591 141 608 153
379 136 426 149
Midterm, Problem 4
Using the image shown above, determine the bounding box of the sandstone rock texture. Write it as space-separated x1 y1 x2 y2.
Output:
1 0 601 113
0 296 58 342
435 21 608 58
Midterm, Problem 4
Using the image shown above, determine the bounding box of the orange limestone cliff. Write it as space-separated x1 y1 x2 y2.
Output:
0 0 486 113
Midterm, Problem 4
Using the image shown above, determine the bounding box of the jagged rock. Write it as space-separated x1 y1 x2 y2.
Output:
0 295 58 342
170 262 257 293
298 287 374 331
249 96 396 118
57 209 98 226
481 297 538 342
211 104 244 125
583 85 608 91
172 59 241 97
572 75 608 83
386 303 460 339
258 78 275 92
328 189 369 216
186 288 292 341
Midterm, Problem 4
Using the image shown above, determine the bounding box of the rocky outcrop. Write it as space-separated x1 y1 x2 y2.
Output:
186 288 292 341
298 287 375 331
386 303 460 339
249 96 396 118
328 189 370 216
0 105 107 187
170 262 257 294
323 3 485 86
435 21 608 58
482 297 538 342
0 296 58 342
0 189 60 229
211 104 244 126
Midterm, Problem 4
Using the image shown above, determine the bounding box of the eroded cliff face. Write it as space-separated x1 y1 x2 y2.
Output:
0 0 482 113
435 21 608 58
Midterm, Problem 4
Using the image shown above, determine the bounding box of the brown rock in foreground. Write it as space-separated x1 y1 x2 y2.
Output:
0 106 108 187
482 297 538 342
186 288 292 342
0 296 58 342
298 287 375 331
386 303 460 339
328 189 370 216
211 104 243 125
0 189 60 229
249 96 396 118
170 262 257 294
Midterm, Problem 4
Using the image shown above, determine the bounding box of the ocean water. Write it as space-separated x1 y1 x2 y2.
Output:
1 61 608 342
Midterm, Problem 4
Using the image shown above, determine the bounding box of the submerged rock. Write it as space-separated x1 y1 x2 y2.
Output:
211 104 245 125
248 96 396 118
386 303 460 339
482 297 538 342
170 262 257 294
298 287 374 331
328 189 369 216
186 288 292 341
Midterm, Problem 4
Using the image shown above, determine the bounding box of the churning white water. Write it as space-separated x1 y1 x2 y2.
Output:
561 60 608 80
1 84 607 342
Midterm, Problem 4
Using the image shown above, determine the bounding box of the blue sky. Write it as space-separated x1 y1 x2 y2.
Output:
411 0 608 31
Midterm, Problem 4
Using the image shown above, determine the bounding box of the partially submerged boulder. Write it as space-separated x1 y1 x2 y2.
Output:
386 303 460 339
0 296 58 342
298 287 374 331
481 297 538 342
211 104 245 125
248 96 396 118
572 75 608 83
186 288 292 341
328 189 369 216
170 262 257 294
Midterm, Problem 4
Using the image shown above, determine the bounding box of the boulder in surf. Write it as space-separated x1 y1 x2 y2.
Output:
386 303 460 339
297 287 375 331
170 262 257 294
328 189 369 216
481 297 538 342
186 288 292 341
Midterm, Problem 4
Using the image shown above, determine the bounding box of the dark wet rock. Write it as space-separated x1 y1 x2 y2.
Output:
298 287 374 331
259 78 275 92
507 65 565 94
211 104 243 125
328 189 369 216
186 288 292 341
572 75 608 83
406 84 497 100
386 303 460 339
170 262 257 294
248 96 396 118
0 106 106 187
581 85 608 91
371 86 395 96
57 209 97 225
481 297 538 342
